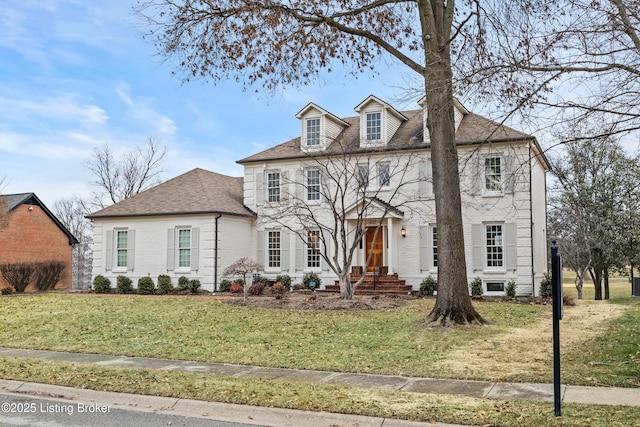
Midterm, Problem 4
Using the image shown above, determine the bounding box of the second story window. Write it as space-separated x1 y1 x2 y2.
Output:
366 112 381 140
306 118 321 146
378 163 390 187
307 169 321 201
485 157 502 192
357 165 369 188
267 172 280 202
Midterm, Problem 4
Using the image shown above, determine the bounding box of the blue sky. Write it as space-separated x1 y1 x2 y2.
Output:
0 0 420 208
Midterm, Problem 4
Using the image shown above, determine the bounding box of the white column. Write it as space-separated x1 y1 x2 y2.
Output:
387 217 394 274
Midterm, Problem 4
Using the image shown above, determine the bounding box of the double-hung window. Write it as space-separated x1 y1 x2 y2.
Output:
178 228 191 268
307 230 321 268
267 172 280 202
378 162 390 187
366 112 381 140
116 230 128 269
306 118 321 146
307 169 321 201
485 157 502 192
357 165 369 188
485 224 504 268
268 230 281 268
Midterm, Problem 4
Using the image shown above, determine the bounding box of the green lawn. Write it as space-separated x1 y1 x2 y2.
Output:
0 291 638 426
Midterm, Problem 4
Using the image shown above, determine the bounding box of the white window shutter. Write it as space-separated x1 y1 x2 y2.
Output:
256 172 264 205
166 229 175 271
105 230 113 271
295 234 303 271
127 229 135 271
419 226 429 270
281 229 289 271
505 223 517 270
191 227 200 271
504 155 515 193
472 157 482 194
472 224 484 271
257 230 265 265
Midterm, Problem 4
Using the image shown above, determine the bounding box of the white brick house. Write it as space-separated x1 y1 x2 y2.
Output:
89 96 549 295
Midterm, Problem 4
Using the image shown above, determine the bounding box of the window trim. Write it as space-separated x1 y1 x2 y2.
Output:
484 156 503 194
365 111 382 141
378 162 390 187
306 168 321 202
267 171 281 203
114 229 128 271
485 223 504 270
485 281 506 293
306 229 321 269
306 117 321 146
176 227 192 271
267 229 282 269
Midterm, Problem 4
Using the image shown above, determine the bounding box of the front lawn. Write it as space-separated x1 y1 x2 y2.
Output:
0 291 638 426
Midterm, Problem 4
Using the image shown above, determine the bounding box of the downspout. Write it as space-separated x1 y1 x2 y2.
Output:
214 213 222 292
529 143 535 297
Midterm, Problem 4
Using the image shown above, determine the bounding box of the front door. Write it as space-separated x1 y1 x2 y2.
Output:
365 227 384 272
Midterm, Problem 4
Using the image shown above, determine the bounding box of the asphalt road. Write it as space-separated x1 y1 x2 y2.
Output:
0 392 264 427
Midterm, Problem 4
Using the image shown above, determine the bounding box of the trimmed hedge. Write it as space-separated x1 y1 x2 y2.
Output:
93 275 111 293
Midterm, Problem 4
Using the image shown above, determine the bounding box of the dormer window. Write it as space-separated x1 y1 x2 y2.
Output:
366 112 381 140
306 117 321 146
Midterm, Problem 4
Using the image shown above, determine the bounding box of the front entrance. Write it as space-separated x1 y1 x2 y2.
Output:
365 227 384 272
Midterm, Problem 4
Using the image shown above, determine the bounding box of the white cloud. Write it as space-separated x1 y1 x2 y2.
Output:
114 84 178 137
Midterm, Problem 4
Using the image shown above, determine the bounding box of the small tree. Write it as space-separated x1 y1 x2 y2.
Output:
33 261 66 291
223 258 263 301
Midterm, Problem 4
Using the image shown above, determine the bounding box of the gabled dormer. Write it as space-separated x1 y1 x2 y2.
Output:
418 96 469 143
295 102 350 152
354 95 408 148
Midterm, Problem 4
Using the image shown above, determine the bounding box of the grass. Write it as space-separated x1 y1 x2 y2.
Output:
0 287 638 426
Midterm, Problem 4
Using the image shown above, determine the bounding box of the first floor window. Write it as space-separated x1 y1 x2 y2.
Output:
486 224 504 267
267 171 280 202
268 230 281 268
307 230 321 268
307 169 320 201
178 228 191 268
116 230 128 268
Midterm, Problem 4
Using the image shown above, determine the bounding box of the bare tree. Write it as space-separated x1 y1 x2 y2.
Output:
260 138 424 300
136 0 484 325
548 127 640 299
456 1 640 144
87 137 166 208
223 257 264 301
53 196 93 290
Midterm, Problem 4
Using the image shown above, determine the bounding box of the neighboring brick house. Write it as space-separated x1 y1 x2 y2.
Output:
0 193 79 290
89 95 550 295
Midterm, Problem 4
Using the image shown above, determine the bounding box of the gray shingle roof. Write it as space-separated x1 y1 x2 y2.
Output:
237 109 537 164
87 168 254 219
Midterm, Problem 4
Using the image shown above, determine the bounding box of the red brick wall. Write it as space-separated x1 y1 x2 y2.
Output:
0 204 73 290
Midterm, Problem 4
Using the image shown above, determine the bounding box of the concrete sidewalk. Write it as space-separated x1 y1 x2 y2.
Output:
1 347 638 407
0 346 639 427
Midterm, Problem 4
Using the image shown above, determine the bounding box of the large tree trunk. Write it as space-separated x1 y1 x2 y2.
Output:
423 58 484 326
589 267 603 300
604 268 610 300
339 272 355 300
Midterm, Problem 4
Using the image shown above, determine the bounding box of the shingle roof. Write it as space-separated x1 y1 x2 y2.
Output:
237 109 537 164
86 168 254 219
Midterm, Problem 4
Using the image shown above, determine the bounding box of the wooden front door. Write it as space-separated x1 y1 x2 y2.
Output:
365 227 384 272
